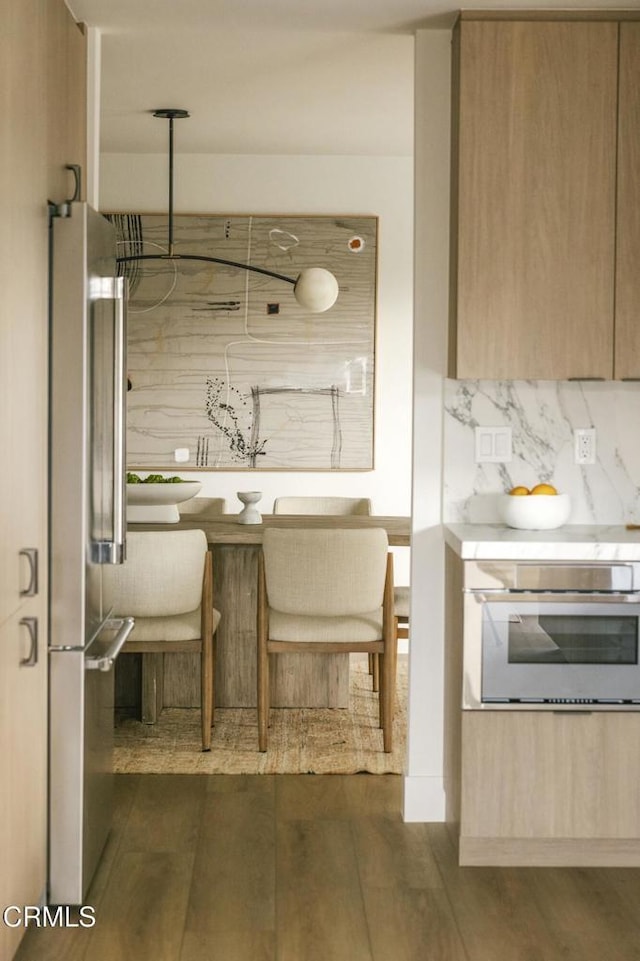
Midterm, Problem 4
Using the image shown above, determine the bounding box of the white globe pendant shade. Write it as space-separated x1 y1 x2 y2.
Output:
293 267 339 313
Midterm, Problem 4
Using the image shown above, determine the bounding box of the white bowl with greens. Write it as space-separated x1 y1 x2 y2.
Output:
126 474 202 524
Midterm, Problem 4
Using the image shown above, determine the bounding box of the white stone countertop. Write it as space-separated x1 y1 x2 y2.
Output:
443 524 640 561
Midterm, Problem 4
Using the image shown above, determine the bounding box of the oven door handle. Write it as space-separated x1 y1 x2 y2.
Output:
469 591 640 605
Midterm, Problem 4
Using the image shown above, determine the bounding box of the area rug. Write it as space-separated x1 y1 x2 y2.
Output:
114 655 407 775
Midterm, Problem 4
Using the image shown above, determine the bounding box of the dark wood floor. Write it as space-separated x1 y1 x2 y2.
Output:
16 774 640 961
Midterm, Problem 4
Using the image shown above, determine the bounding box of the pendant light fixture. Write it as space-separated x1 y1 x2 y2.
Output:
116 109 339 312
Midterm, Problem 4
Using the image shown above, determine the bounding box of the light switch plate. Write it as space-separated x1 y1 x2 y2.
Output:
475 426 512 463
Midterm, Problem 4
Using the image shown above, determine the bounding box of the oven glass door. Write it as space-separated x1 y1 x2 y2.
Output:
482 600 640 704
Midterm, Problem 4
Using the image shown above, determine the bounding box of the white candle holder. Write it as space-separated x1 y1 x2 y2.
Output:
236 491 263 525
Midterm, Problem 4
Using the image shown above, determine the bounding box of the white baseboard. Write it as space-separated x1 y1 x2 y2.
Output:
402 775 446 822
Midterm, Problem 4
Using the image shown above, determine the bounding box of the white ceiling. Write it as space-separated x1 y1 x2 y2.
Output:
67 0 640 156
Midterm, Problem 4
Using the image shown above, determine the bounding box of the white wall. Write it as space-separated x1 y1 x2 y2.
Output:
101 151 413 580
404 29 451 821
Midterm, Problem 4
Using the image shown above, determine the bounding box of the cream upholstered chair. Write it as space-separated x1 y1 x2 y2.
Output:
273 496 372 516
103 530 220 751
257 527 396 752
273 495 405 691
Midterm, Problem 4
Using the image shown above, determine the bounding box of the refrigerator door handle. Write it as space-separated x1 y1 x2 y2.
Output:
111 276 127 562
85 616 134 672
90 275 128 566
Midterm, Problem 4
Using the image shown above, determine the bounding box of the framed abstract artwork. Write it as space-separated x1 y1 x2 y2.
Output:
110 213 377 470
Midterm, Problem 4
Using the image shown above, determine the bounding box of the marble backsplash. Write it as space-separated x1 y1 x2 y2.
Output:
443 380 640 525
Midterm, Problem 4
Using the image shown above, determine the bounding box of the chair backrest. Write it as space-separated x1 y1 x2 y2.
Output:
262 528 388 617
179 497 226 516
102 529 207 617
272 496 372 516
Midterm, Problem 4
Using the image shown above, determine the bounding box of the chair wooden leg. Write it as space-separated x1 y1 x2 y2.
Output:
141 652 163 723
380 552 397 752
200 636 214 752
371 653 380 693
211 636 216 721
380 642 397 753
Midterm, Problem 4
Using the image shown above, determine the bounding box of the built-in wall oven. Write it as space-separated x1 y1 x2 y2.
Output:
462 561 640 709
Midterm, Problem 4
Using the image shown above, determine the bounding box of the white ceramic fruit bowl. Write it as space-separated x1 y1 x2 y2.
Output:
127 481 202 524
498 493 571 531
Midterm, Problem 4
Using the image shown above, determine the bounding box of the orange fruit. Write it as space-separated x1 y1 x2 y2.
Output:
508 485 530 496
530 483 558 496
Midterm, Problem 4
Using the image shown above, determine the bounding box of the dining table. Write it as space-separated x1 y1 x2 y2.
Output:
127 513 410 709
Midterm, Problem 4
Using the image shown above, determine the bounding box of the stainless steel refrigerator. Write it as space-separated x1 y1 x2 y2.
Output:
48 202 134 905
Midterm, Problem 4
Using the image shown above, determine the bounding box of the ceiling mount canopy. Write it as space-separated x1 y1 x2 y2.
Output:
116 108 339 313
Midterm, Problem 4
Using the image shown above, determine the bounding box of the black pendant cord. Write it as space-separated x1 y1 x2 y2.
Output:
117 108 298 286
152 108 190 256
168 113 175 255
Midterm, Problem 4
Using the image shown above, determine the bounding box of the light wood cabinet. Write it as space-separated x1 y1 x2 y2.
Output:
1 4 49 951
0 612 48 952
449 16 640 381
0 3 86 958
614 23 640 380
459 711 640 866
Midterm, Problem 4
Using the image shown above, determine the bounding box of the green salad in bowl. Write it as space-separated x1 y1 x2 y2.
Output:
127 472 187 484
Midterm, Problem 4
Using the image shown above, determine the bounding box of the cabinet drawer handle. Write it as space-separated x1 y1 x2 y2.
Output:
567 377 606 382
19 616 38 668
19 548 39 597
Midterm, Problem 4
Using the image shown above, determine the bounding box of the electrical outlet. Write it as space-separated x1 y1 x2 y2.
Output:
574 428 596 465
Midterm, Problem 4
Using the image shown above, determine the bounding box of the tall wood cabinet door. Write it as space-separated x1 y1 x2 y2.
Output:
1 6 49 956
451 21 618 380
0 0 12 629
1 3 86 956
0 609 47 961
46 0 87 203
614 23 640 380
1 0 51 627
